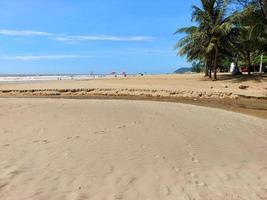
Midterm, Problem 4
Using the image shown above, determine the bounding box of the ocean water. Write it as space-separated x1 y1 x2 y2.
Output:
0 74 135 83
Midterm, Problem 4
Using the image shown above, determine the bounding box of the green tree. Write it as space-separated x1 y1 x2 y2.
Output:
191 61 205 73
233 0 267 19
175 0 236 80
232 2 267 74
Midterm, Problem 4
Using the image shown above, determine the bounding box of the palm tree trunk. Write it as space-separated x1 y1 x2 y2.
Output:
209 67 212 78
205 60 209 76
209 58 213 79
207 58 212 79
235 54 239 69
213 45 219 80
246 51 251 75
260 54 264 73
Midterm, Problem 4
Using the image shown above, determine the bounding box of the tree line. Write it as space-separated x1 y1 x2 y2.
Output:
175 0 267 80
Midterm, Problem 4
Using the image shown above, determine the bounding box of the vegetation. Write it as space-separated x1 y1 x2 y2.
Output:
174 67 192 74
175 0 267 80
191 61 205 73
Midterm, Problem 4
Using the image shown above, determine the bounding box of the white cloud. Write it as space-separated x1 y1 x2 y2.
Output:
0 29 52 36
53 35 154 42
1 55 91 61
0 29 154 42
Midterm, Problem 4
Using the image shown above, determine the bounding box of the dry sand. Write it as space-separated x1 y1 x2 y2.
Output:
0 98 267 200
1 74 267 119
1 74 267 98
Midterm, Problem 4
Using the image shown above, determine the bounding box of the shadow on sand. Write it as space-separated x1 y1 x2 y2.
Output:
202 73 267 83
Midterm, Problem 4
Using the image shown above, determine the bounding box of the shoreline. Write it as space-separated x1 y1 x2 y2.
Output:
1 87 267 119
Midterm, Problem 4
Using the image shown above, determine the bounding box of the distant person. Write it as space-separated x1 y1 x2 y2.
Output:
230 62 235 73
232 66 242 75
122 72 127 77
110 71 117 77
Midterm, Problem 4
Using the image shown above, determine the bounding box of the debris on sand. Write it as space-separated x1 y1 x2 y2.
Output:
239 85 249 90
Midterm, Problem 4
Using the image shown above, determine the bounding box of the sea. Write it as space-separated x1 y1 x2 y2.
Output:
0 74 138 83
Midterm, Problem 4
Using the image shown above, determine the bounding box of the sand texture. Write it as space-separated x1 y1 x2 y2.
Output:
0 98 267 200
1 74 267 99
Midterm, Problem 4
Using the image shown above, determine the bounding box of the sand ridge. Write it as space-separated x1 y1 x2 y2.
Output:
0 87 240 99
1 74 267 98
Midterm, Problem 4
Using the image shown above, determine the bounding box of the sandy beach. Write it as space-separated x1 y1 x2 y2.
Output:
1 74 267 119
1 0 266 198
1 74 267 98
0 98 267 200
1 74 267 199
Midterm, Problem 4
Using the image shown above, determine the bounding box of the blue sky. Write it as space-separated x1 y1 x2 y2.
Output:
0 0 198 74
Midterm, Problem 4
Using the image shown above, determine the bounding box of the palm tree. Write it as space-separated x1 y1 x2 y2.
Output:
233 3 267 74
175 26 212 77
234 0 267 19
175 0 236 80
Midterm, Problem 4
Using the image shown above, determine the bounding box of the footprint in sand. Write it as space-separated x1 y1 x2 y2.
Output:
188 152 199 163
66 136 80 140
160 186 171 196
187 172 197 178
133 120 142 125
226 174 232 181
2 166 22 179
0 183 8 190
43 140 49 144
153 154 166 161
94 130 106 134
186 172 207 188
115 175 136 187
106 164 114 175
191 157 199 163
216 127 222 131
118 125 127 129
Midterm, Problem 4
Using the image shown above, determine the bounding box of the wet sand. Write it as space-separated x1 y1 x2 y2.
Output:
0 98 267 200
1 74 267 120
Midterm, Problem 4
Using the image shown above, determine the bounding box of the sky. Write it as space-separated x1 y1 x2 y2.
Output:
0 0 198 74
